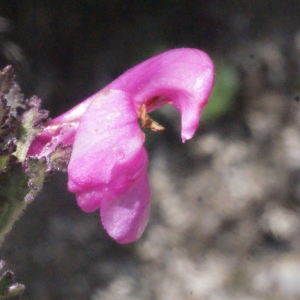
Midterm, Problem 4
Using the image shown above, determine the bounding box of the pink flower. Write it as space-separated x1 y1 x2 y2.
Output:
29 48 214 243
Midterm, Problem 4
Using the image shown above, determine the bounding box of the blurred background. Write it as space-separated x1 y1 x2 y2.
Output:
1 1 300 299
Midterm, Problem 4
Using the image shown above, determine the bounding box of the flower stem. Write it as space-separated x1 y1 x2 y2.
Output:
0 164 29 246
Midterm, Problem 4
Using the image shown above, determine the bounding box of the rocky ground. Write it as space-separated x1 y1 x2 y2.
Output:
1 1 300 299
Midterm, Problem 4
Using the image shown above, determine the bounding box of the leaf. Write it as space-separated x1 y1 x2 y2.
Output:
0 66 15 95
201 59 239 123
14 96 48 163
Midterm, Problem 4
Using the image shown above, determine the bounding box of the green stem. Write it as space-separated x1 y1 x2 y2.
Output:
0 165 29 246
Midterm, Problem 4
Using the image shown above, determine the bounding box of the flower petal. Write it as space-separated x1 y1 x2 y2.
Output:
107 48 215 141
67 89 147 213
101 170 150 243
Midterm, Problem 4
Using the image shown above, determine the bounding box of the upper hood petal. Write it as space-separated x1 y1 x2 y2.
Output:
107 48 215 141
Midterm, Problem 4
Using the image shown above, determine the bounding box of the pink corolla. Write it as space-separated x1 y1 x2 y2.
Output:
28 48 214 243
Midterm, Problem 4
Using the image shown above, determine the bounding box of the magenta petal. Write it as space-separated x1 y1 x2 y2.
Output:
27 48 215 244
101 170 150 243
107 48 215 141
67 89 147 213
